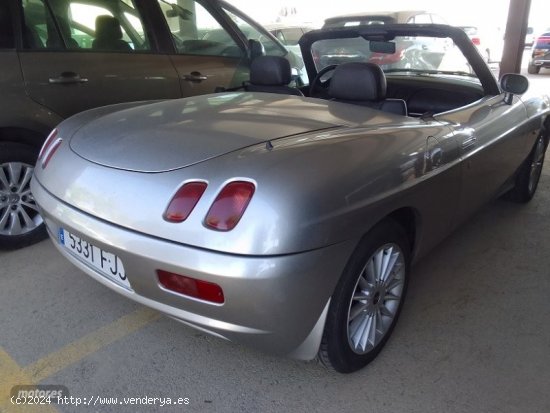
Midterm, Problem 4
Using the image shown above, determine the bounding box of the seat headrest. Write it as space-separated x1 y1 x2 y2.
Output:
250 56 292 86
328 62 387 101
95 15 123 40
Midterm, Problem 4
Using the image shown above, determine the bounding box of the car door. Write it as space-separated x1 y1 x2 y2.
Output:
439 95 530 226
16 0 181 119
154 0 250 96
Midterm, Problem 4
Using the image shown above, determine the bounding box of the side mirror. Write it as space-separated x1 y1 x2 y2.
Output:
248 39 265 60
500 73 529 105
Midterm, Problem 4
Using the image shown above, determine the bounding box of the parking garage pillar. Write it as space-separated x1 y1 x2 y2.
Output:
499 0 531 76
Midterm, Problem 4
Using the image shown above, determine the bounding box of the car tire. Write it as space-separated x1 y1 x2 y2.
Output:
318 219 410 373
527 63 540 74
505 134 546 203
0 142 47 250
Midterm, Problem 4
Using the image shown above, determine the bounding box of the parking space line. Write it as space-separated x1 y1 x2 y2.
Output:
0 348 60 413
1 307 159 412
23 307 160 383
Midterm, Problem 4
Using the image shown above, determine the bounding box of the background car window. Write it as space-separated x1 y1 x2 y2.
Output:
157 0 243 58
222 7 286 57
66 1 149 51
278 28 303 46
20 0 62 49
408 14 432 24
430 14 447 25
21 0 150 52
0 3 14 48
535 33 550 49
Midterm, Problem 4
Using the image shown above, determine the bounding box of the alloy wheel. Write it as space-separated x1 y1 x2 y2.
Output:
347 243 406 354
0 162 42 236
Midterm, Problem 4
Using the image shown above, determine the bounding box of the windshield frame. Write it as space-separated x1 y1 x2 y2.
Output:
299 24 500 96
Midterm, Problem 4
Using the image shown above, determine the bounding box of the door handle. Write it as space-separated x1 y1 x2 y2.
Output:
49 72 88 85
183 71 208 82
461 136 477 150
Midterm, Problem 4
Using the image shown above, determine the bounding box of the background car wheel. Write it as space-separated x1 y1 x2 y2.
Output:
0 142 47 250
527 63 540 74
319 219 410 373
505 134 547 203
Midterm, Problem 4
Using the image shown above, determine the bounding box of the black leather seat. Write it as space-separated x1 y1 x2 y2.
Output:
46 18 79 49
328 62 407 116
245 56 303 96
92 15 131 51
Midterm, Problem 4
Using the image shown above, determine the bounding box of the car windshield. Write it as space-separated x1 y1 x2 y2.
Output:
311 34 479 81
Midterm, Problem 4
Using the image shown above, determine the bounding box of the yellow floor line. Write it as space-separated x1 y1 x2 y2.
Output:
0 348 59 413
23 307 160 383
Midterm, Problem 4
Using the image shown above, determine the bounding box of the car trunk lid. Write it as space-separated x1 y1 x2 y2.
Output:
69 93 345 173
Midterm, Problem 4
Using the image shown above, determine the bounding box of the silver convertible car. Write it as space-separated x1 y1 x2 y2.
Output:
32 24 550 373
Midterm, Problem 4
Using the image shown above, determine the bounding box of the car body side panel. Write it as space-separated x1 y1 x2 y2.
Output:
18 51 182 119
436 95 532 226
169 55 247 95
33 97 461 257
521 93 550 122
0 50 62 141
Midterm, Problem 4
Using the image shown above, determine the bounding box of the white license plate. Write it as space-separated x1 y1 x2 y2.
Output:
58 228 130 290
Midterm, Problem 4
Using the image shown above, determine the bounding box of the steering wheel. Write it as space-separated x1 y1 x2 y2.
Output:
309 64 338 98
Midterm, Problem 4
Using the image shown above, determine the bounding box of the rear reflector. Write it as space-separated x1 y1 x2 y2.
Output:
205 181 255 231
157 270 224 304
164 181 207 223
471 37 481 46
38 128 58 160
41 137 63 169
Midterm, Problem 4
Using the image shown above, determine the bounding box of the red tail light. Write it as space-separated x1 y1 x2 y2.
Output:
205 181 255 231
471 37 481 46
157 270 224 304
38 129 58 160
164 181 207 223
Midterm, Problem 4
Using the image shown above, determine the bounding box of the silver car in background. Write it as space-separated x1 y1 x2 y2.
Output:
32 24 550 373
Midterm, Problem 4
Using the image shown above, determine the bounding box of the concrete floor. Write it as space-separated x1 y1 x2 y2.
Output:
1 61 550 413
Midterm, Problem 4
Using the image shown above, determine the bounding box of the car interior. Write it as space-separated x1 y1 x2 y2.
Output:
244 55 304 96
296 32 487 117
92 15 131 51
233 50 484 118
327 62 408 116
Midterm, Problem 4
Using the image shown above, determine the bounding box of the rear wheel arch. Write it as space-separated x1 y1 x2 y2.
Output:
319 217 412 372
0 127 47 149
384 207 421 260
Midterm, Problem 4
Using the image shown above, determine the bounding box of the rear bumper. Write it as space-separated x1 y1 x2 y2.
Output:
32 177 355 359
